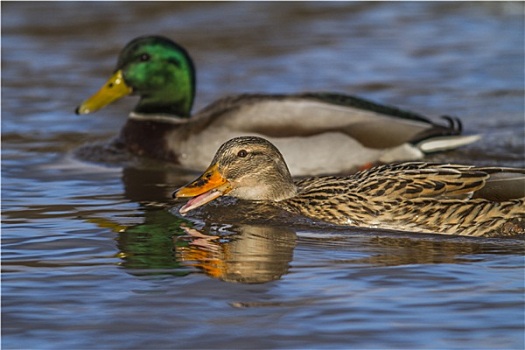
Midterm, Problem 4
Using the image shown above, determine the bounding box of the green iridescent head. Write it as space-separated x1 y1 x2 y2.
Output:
76 35 196 117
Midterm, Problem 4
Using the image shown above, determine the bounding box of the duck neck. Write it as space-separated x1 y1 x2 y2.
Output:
134 95 193 117
272 179 298 201
252 168 298 202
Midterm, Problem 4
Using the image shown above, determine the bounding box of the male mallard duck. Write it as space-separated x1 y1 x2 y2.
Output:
174 136 525 237
76 35 479 176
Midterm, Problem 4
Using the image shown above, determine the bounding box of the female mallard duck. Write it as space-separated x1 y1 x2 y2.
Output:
174 136 525 237
76 35 479 176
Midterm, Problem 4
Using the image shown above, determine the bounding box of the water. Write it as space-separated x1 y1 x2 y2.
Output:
2 2 524 349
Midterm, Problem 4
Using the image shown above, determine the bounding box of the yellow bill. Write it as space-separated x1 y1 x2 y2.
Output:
75 70 132 115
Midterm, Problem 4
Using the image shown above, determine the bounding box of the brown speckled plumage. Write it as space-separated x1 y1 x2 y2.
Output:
175 136 525 237
280 163 525 236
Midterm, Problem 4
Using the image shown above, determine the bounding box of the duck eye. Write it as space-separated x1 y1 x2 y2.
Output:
139 53 150 62
237 150 248 158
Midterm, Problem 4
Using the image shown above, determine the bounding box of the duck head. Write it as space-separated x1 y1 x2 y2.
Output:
76 35 195 117
174 136 298 214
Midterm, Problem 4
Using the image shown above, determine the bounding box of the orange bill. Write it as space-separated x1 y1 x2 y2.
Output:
75 70 132 115
174 164 232 215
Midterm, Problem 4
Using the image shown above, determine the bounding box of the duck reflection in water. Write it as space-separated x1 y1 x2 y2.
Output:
84 205 523 284
175 224 297 284
346 234 524 266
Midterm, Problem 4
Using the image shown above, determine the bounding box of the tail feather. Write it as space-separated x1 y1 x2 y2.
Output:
416 134 481 153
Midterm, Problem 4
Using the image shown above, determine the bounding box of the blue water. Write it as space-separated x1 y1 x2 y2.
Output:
2 2 524 349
